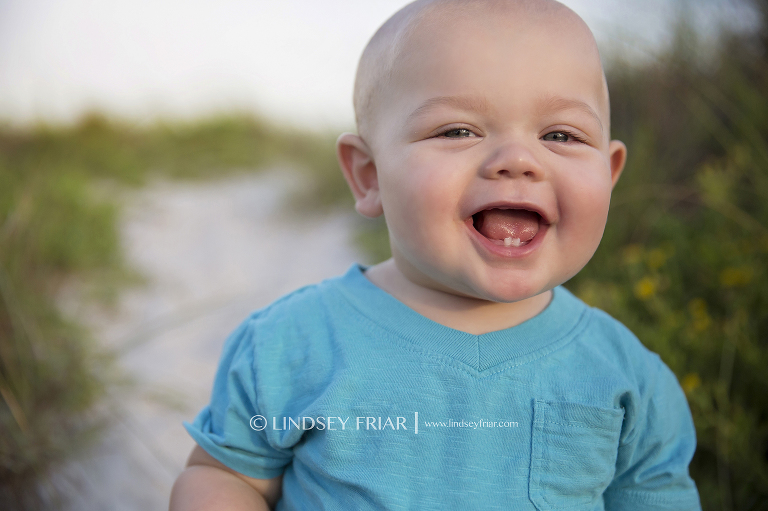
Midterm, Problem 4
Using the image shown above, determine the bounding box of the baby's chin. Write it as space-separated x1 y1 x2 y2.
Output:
393 249 561 305
430 270 555 305
465 283 552 305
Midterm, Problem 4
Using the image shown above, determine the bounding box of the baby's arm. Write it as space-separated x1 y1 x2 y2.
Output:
170 445 283 511
604 356 701 510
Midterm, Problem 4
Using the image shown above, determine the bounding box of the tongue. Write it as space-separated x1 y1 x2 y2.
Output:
474 209 540 242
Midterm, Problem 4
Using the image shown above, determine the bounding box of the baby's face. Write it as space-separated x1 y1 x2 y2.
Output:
355 8 626 303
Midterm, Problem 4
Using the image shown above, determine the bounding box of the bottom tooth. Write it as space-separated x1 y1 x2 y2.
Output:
503 237 522 247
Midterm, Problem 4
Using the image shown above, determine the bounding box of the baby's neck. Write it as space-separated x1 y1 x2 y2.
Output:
364 259 552 335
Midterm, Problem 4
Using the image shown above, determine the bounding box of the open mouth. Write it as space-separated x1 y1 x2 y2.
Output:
471 208 542 247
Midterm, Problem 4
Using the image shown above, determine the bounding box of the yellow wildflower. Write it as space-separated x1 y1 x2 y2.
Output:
622 244 643 266
634 277 656 300
647 248 668 270
688 298 712 332
682 373 702 394
720 266 753 288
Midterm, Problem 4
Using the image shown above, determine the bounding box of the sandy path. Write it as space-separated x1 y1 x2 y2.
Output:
58 171 362 510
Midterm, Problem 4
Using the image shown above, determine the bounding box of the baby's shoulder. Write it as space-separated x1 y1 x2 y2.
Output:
240 277 341 346
582 305 653 352
574 303 668 385
249 280 327 321
578 305 688 414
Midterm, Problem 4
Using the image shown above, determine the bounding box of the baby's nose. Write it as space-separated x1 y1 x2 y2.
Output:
478 139 544 181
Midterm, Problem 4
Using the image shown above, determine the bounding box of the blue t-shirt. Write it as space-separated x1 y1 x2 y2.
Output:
185 264 701 510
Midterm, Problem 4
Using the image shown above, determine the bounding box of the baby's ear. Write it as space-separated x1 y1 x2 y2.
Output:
337 133 383 218
608 140 627 188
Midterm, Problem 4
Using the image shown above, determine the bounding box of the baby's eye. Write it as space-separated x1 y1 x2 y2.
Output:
440 128 475 138
542 131 571 142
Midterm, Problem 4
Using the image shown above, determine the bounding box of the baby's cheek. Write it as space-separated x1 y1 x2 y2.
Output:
380 176 435 249
557 180 612 254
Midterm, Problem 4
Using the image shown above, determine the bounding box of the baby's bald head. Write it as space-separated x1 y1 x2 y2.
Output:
353 0 609 141
339 0 627 305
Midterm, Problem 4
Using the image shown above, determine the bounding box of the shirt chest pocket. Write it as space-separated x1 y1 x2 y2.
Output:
529 399 625 511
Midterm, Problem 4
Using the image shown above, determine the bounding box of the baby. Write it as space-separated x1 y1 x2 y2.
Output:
170 0 702 509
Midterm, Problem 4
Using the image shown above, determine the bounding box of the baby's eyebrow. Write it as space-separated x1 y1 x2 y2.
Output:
537 95 604 137
406 95 491 124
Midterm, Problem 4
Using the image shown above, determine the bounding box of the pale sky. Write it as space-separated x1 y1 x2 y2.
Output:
0 0 758 129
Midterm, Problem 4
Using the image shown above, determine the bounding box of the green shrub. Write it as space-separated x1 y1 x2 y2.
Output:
0 157 118 507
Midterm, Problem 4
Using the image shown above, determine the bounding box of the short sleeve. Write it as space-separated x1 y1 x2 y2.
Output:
183 317 293 479
604 356 702 510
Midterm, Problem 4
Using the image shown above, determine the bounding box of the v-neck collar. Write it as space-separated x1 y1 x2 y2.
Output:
331 264 589 375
